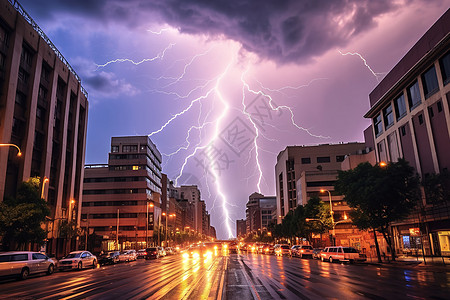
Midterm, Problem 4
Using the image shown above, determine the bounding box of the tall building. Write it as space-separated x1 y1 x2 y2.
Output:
0 0 88 256
236 219 246 238
275 143 366 223
81 136 162 251
176 185 203 233
245 193 276 233
364 9 450 256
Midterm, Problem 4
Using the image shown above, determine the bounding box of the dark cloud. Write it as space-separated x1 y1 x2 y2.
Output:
19 0 401 64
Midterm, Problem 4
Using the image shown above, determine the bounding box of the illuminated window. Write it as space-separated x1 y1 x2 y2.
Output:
132 165 139 170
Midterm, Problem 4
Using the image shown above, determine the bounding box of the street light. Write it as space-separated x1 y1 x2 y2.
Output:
379 161 388 167
320 188 335 245
162 213 176 247
0 143 22 157
41 177 49 199
147 202 154 247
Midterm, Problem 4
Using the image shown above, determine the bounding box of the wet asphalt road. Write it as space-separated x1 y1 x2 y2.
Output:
1 251 449 299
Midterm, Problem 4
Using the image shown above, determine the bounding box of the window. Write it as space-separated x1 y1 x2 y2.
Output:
374 114 383 136
439 51 450 85
123 145 138 152
301 157 311 164
428 106 434 118
383 104 394 129
336 155 345 162
400 125 406 136
317 156 331 163
32 253 47 260
111 146 119 153
437 101 443 112
394 94 407 120
418 114 424 125
132 165 139 170
422 66 439 98
407 81 421 110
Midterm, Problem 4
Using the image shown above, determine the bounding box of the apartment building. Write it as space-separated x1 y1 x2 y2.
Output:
275 143 366 223
81 136 162 251
245 192 276 234
0 0 88 256
364 9 450 256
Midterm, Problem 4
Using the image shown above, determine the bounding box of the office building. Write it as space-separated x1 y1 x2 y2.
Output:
364 9 450 256
81 136 162 251
0 0 88 256
246 193 276 233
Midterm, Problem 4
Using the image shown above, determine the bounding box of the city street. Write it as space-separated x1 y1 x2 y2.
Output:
1 252 448 299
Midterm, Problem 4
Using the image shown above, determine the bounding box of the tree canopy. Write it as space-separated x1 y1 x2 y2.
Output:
334 159 421 260
0 177 50 250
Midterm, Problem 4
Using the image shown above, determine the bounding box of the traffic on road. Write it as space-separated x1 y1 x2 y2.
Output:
0 242 448 299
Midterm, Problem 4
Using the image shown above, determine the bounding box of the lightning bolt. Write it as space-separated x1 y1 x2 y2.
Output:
147 28 173 35
95 43 175 69
338 50 386 82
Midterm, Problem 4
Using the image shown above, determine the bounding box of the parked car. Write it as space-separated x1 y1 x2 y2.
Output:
296 245 314 258
320 246 367 263
137 249 147 259
312 248 323 259
157 247 166 257
0 251 56 280
165 247 175 255
118 250 137 262
58 251 97 271
274 244 291 256
145 247 159 260
126 250 137 261
98 251 120 265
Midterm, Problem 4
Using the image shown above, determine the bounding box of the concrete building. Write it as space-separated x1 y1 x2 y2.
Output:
275 143 366 223
246 193 276 234
0 0 88 256
81 136 162 251
364 9 450 256
236 219 246 238
176 185 204 234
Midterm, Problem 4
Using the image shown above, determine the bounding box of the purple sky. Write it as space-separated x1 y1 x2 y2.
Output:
19 0 449 239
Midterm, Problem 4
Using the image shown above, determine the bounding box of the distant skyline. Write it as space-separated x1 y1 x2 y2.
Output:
19 0 450 239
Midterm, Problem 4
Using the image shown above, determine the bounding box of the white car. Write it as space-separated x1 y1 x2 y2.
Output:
0 251 56 280
58 251 97 271
118 250 137 262
320 246 366 263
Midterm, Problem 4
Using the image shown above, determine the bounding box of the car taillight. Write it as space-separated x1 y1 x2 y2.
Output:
301 250 304 253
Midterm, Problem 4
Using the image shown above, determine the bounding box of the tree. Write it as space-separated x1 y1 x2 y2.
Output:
0 177 50 250
335 159 421 262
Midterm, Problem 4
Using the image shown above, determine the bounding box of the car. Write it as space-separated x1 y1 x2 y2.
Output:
137 249 147 259
144 247 159 260
126 250 137 261
312 248 323 259
261 244 274 254
182 245 211 259
290 245 301 257
165 247 175 255
157 247 166 257
0 251 56 280
320 246 367 263
58 251 97 271
274 244 291 256
98 251 120 265
296 245 314 258
118 250 137 262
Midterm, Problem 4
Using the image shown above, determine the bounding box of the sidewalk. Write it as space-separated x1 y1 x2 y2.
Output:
364 255 450 271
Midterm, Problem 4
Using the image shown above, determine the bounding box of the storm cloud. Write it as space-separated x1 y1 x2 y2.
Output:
20 0 402 64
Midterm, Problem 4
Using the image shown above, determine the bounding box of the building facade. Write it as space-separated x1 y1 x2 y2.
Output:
364 9 450 256
81 136 162 252
275 143 366 223
236 219 246 238
0 0 88 256
245 193 276 234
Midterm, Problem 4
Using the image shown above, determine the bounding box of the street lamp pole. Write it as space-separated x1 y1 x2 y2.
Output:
146 202 154 247
41 176 49 199
320 189 335 246
0 143 22 157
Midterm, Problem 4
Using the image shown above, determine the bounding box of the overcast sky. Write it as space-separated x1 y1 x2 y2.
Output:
19 0 449 239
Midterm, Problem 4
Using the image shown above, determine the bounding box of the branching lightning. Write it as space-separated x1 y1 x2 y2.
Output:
338 50 386 82
95 43 175 69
